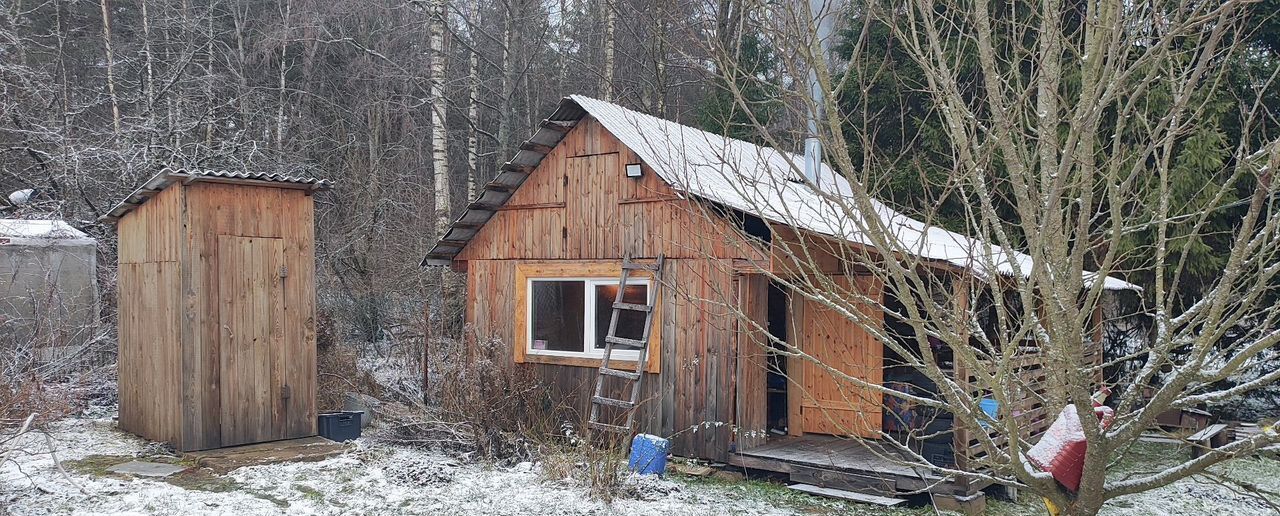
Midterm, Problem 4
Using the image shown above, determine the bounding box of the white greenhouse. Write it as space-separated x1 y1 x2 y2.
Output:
0 219 99 365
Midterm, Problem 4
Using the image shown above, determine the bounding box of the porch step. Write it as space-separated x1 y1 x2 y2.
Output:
787 483 906 507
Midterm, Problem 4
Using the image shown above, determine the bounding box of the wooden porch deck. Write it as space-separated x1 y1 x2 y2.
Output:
729 434 962 496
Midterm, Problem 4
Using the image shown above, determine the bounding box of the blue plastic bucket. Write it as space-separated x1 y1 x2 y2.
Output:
628 434 670 476
978 397 1000 428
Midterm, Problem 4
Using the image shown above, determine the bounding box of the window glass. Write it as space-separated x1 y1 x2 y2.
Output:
593 283 649 350
531 281 585 352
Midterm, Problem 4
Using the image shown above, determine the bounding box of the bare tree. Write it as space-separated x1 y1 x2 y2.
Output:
690 1 1280 514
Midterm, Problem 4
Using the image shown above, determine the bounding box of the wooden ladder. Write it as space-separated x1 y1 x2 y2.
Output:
587 254 666 436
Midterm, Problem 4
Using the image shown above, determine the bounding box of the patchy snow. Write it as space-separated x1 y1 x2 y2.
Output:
6 417 1279 515
1 418 798 515
1098 447 1280 516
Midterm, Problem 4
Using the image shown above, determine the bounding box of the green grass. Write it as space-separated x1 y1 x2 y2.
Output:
670 471 932 515
293 483 325 502
62 454 134 477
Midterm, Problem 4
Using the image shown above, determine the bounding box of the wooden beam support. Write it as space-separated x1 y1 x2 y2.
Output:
499 163 534 174
519 142 554 154
465 201 501 211
540 119 575 133
484 183 516 193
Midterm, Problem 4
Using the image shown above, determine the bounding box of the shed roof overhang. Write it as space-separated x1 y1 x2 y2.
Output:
99 168 333 224
421 102 589 266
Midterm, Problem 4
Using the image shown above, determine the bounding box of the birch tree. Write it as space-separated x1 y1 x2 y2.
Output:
600 0 615 101
98 0 121 135
429 0 450 236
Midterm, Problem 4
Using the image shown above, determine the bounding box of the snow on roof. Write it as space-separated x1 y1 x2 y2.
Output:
569 95 1139 291
0 219 94 246
426 95 1139 291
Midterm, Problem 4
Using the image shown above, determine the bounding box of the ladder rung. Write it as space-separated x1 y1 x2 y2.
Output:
622 260 660 271
605 335 646 348
613 302 652 312
599 367 641 380
588 421 632 433
592 396 636 409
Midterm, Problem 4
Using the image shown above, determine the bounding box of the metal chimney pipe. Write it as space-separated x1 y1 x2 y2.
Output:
803 0 837 185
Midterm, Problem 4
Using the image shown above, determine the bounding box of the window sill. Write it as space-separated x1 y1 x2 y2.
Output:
523 353 646 370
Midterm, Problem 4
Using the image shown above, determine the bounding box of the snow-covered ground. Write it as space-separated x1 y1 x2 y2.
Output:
0 418 834 515
3 416 1278 515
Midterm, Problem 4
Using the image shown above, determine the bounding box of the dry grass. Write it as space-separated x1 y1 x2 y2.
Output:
538 428 633 502
316 344 385 412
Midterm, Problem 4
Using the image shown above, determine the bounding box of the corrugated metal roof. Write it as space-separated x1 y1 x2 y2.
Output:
424 95 1139 291
99 168 332 223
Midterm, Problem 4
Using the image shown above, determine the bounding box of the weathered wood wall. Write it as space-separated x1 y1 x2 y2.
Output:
117 181 318 451
734 273 770 450
118 184 184 445
184 182 318 450
457 119 761 262
458 118 764 461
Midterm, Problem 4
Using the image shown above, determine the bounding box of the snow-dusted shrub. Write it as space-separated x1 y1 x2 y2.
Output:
538 430 634 502
317 342 386 412
377 328 569 464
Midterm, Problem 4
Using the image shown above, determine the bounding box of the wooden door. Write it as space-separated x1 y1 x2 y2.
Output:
793 275 883 437
218 235 287 447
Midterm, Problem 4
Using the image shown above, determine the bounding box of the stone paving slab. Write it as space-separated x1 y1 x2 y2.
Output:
107 460 188 478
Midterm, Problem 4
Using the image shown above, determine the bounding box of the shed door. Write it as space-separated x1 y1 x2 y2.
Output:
795 275 883 438
218 236 287 447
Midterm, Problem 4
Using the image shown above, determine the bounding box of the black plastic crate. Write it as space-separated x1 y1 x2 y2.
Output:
922 440 955 467
318 411 363 442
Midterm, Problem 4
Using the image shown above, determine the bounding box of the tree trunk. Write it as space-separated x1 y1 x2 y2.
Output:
429 0 450 236
141 0 155 129
98 0 121 135
600 0 615 100
496 4 515 159
277 0 292 150
466 0 481 199
204 1 215 148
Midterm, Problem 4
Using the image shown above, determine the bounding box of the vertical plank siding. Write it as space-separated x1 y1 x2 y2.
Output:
117 181 318 451
457 118 757 461
734 274 769 450
457 118 763 263
117 185 183 445
795 275 884 438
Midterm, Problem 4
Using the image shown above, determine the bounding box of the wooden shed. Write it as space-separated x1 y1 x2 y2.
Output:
102 169 331 451
424 96 1138 503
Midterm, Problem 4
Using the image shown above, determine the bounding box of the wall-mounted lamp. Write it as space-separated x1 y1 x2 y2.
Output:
625 163 643 178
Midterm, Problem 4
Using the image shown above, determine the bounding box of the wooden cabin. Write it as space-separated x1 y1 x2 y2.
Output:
102 169 331 451
423 96 1135 503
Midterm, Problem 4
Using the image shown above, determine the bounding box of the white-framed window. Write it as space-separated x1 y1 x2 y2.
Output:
526 276 651 359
